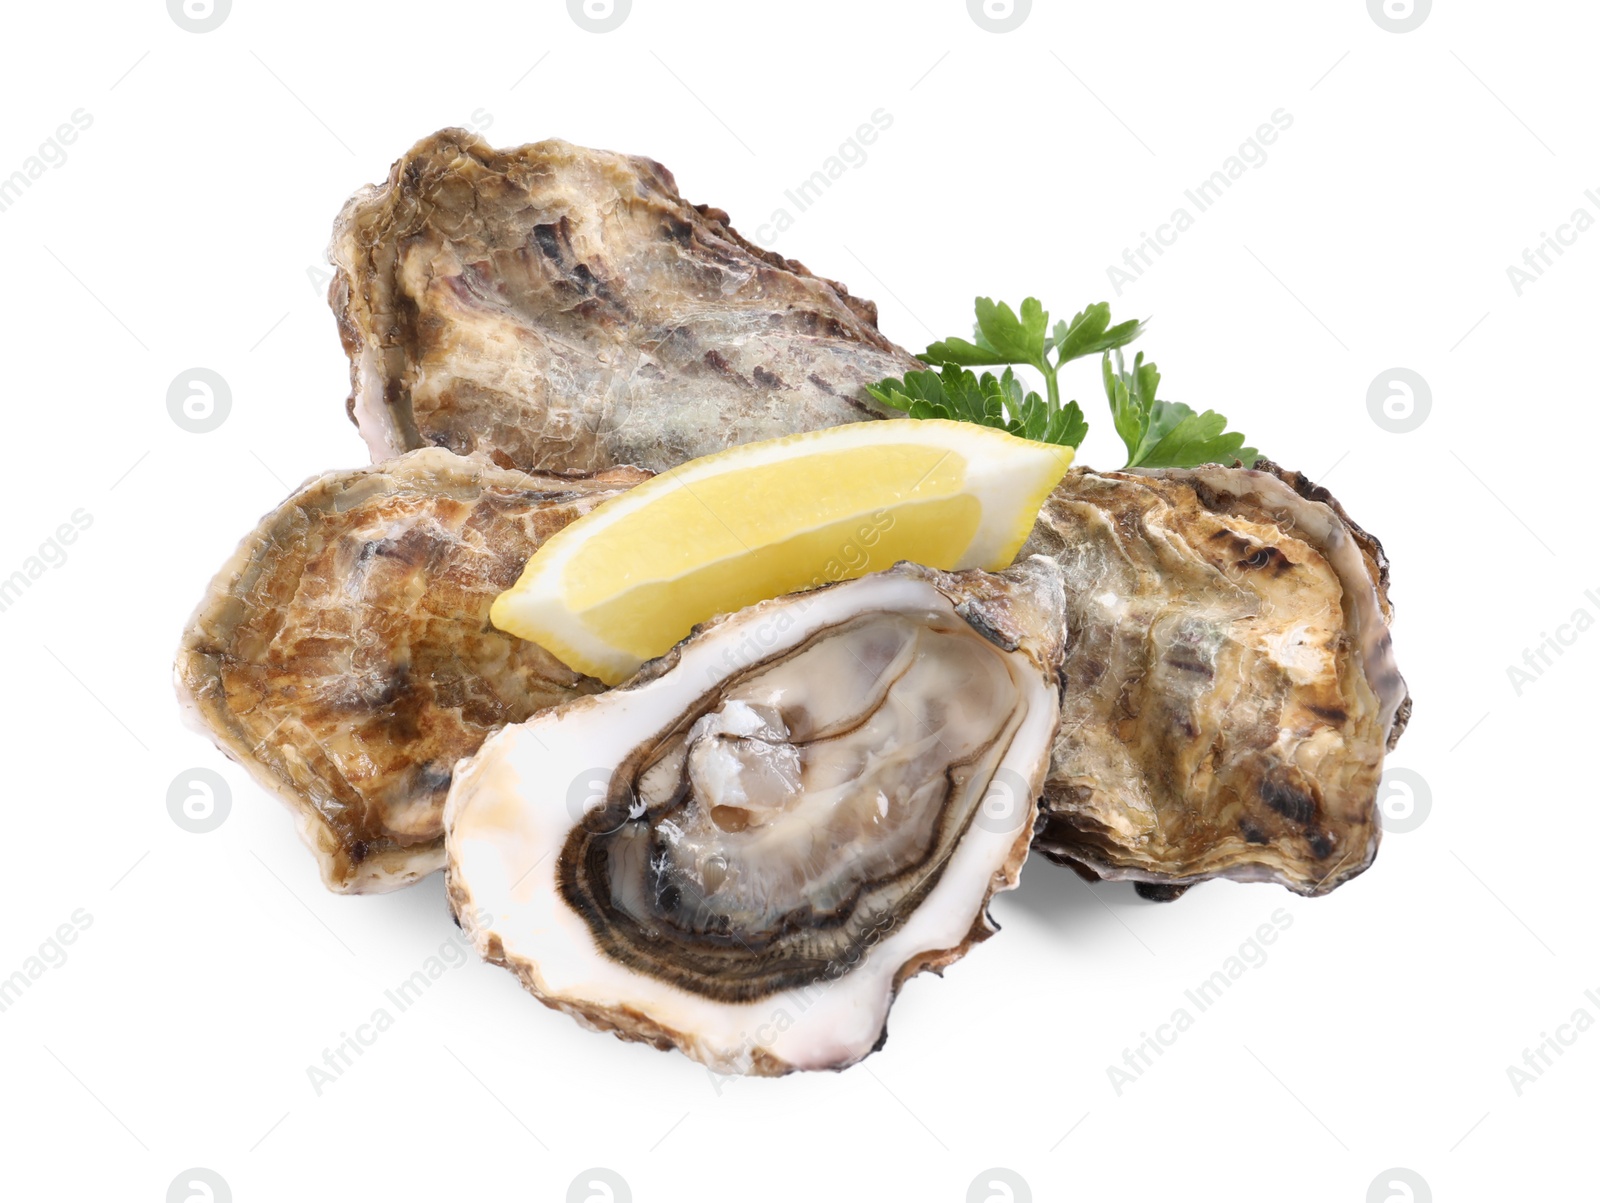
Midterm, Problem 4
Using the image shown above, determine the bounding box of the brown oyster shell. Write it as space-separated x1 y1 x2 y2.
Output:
328 129 920 476
1020 462 1409 898
444 558 1067 1075
175 448 647 893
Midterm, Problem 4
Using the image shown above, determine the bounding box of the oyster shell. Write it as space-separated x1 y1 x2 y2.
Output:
329 129 919 476
1021 461 1409 897
444 558 1066 1075
175 448 646 893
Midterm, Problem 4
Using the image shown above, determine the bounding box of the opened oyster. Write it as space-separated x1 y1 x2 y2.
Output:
1021 462 1409 897
445 559 1066 1075
176 448 645 893
329 129 919 476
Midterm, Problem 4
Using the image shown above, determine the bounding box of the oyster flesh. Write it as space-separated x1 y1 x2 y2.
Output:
329 129 919 476
176 448 646 893
1021 461 1409 897
445 559 1066 1075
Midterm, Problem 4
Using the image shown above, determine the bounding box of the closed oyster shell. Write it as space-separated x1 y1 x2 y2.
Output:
175 448 646 893
328 129 918 475
1021 462 1409 897
445 558 1066 1075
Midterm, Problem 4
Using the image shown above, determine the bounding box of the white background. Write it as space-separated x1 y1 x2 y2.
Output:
0 1 1593 1200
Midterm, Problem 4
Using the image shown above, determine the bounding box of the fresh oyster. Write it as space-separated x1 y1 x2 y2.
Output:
445 559 1066 1075
1021 461 1409 898
329 129 918 476
175 448 646 893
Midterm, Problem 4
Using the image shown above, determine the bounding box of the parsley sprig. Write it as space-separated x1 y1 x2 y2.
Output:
1104 350 1258 469
866 296 1259 469
865 364 1089 447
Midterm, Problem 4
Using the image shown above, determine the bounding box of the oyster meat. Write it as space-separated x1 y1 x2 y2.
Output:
329 129 919 476
1021 461 1409 897
445 559 1066 1075
176 448 646 893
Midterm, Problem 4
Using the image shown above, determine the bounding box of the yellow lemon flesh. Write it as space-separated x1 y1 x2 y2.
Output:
490 419 1073 684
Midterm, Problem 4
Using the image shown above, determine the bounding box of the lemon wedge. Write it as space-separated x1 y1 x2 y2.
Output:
490 419 1073 684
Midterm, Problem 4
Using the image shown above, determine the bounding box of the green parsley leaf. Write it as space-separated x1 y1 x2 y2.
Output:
872 295 1254 467
1049 302 1145 365
1103 350 1258 469
866 365 1087 450
918 333 1004 368
974 296 1049 366
1139 403 1258 469
917 296 1120 444
923 297 1048 369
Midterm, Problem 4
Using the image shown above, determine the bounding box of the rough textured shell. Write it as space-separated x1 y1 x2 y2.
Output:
1021 462 1409 897
174 448 645 892
328 129 920 475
